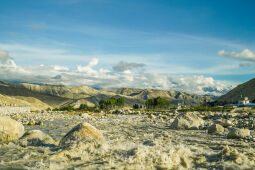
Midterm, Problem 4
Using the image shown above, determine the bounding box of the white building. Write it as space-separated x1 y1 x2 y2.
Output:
0 106 30 115
239 97 250 104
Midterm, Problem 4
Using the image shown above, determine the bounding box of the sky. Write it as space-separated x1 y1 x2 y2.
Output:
0 0 255 95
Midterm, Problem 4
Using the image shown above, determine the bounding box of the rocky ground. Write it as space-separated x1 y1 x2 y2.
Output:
1 108 255 169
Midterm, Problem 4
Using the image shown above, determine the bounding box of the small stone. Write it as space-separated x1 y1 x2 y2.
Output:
28 120 36 125
143 140 154 146
195 156 206 164
148 114 156 119
36 121 43 126
220 119 233 127
234 156 242 164
161 115 168 120
227 128 250 139
208 124 224 134
22 120 29 125
79 113 90 119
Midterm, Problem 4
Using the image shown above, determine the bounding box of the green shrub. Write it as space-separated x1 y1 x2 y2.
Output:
145 97 170 109
99 97 125 110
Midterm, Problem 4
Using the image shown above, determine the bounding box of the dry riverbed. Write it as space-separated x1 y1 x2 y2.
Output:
1 110 255 169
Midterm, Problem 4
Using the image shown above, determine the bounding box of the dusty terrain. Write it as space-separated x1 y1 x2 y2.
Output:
1 109 255 169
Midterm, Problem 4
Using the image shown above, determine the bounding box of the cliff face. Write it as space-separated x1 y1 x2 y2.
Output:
217 78 255 103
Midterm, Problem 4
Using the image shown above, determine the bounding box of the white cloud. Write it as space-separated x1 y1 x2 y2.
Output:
77 58 99 74
122 70 134 81
2 43 252 76
113 61 146 72
0 49 233 96
169 76 232 95
53 65 69 71
88 58 98 66
218 49 255 62
0 50 17 68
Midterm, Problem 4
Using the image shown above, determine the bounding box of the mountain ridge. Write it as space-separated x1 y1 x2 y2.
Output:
0 81 216 109
217 78 255 104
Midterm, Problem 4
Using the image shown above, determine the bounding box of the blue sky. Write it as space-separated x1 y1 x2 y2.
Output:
0 0 255 94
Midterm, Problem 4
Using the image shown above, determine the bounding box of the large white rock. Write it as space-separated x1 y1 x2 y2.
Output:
170 112 205 130
0 116 24 142
59 122 105 146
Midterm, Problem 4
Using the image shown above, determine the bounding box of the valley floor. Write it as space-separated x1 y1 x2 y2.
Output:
1 111 255 169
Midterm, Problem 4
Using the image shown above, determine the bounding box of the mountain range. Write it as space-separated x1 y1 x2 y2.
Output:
0 81 214 110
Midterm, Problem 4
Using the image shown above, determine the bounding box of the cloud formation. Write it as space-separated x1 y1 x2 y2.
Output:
218 49 255 62
0 50 9 62
0 50 232 96
0 50 16 68
113 61 146 72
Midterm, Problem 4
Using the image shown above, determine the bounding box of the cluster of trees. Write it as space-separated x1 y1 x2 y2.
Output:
132 104 143 109
145 97 170 109
53 105 75 111
206 101 236 107
99 97 125 110
53 104 98 112
78 104 99 112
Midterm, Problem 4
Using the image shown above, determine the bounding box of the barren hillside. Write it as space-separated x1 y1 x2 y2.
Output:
217 78 255 103
0 81 215 109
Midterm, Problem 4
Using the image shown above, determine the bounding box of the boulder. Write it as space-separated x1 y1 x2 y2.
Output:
208 124 224 134
79 113 90 119
0 116 24 142
148 114 156 119
35 121 43 126
59 123 105 146
20 130 56 146
227 128 250 139
170 112 205 130
221 119 233 127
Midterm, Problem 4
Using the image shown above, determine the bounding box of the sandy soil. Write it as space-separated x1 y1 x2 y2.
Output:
1 111 255 170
